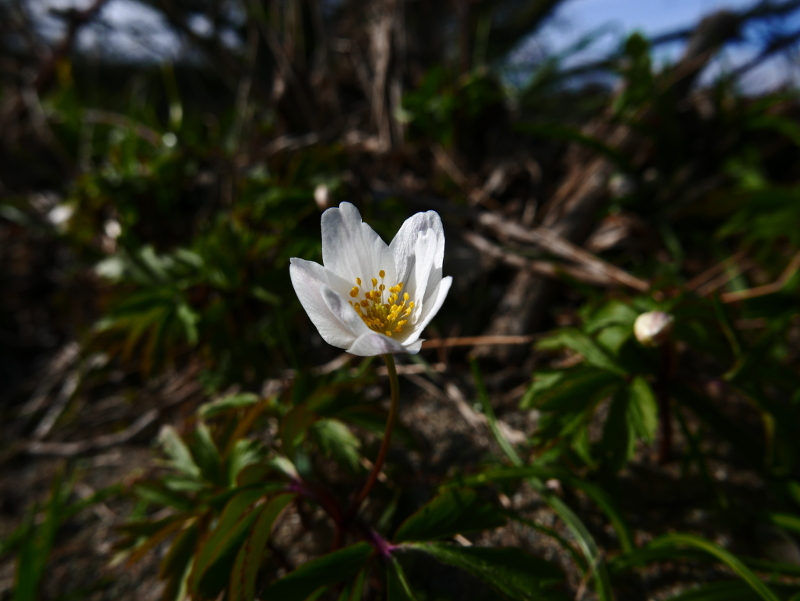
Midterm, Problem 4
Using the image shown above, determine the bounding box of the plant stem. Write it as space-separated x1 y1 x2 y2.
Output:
658 342 676 464
347 353 400 520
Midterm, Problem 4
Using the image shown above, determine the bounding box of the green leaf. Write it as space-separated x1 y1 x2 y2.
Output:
198 393 261 419
405 543 564 600
451 466 634 553
226 439 268 487
261 542 374 601
188 488 265 596
311 419 362 473
336 570 366 601
133 482 195 512
761 512 800 536
521 365 621 411
230 494 295 601
650 534 780 601
189 422 225 487
445 466 617 599
14 471 73 601
158 425 201 478
387 557 419 601
471 358 522 466
537 329 627 375
393 488 506 543
159 522 199 601
601 376 658 472
665 581 763 601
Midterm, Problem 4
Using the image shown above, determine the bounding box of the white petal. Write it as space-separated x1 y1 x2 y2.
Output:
321 202 396 286
321 286 372 338
390 210 444 285
347 332 408 356
406 229 439 316
403 339 423 354
403 276 452 346
290 259 356 350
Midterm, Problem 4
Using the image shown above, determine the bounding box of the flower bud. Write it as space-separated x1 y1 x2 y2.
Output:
314 184 330 211
633 311 674 347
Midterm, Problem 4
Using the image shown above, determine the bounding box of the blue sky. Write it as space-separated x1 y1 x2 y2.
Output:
535 0 800 90
27 0 800 90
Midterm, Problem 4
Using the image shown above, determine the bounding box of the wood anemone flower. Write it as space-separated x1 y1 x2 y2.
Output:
290 202 452 356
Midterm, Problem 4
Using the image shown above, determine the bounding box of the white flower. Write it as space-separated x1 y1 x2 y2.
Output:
290 202 452 356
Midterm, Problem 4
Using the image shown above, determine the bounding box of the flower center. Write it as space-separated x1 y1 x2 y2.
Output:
348 270 415 337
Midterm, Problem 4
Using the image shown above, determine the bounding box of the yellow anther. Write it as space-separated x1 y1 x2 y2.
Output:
349 271 416 337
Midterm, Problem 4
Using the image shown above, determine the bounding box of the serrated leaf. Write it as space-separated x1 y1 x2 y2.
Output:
760 512 800 536
189 422 224 487
650 534 780 601
159 522 198 601
260 542 374 601
226 439 268 487
522 366 621 411
450 466 635 554
537 328 626 375
188 489 265 597
311 419 361 473
336 570 366 601
133 482 195 512
387 557 419 601
198 393 261 419
601 376 657 472
229 494 295 601
158 426 201 478
405 543 564 600
393 488 506 543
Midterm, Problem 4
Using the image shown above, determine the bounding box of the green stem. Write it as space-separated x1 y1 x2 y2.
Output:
347 354 400 519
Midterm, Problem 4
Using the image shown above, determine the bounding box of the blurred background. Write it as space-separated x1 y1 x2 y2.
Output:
3 0 800 599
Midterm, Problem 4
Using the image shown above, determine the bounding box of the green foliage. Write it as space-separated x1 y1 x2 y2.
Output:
6 8 800 601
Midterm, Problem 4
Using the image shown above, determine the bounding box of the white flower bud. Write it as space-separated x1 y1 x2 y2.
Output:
634 311 674 347
314 184 330 211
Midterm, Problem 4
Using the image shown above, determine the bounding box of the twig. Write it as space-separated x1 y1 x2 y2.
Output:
463 230 623 287
696 258 756 297
432 145 503 211
685 250 748 291
420 335 536 349
20 342 80 417
25 409 160 457
476 212 650 292
721 250 800 303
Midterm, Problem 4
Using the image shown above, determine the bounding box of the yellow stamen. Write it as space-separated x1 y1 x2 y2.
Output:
348 269 416 337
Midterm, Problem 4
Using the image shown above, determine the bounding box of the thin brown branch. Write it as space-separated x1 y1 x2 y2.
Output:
463 230 622 287
696 258 756 297
420 335 536 349
685 249 748 291
476 212 650 292
25 409 160 457
721 250 800 303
